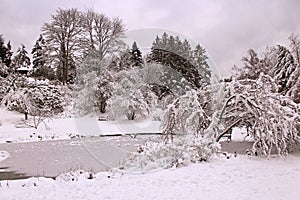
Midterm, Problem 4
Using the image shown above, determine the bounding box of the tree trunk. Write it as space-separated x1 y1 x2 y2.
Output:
100 100 107 113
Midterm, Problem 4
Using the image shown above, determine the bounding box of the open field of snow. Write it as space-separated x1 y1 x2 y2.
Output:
0 153 300 200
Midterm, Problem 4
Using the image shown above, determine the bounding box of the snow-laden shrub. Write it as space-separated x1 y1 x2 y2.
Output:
73 71 100 116
160 89 210 139
222 74 300 156
120 135 220 171
106 69 159 120
56 170 94 182
3 80 64 115
120 89 220 171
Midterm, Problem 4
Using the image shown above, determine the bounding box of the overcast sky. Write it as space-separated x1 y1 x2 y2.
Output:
0 0 299 77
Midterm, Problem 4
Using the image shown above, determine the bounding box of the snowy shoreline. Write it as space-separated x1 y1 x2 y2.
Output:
0 110 161 144
1 153 300 200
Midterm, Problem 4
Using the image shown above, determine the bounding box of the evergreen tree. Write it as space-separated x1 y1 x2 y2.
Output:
0 35 10 77
192 44 211 84
0 35 10 67
237 49 271 80
130 41 143 67
0 35 7 62
181 39 191 59
31 34 55 80
13 44 31 70
149 33 210 92
32 34 46 70
4 41 13 69
272 45 297 94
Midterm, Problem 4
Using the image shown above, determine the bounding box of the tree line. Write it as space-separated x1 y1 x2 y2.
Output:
1 8 126 83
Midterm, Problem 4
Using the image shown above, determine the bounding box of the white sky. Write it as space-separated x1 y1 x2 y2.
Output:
0 0 299 77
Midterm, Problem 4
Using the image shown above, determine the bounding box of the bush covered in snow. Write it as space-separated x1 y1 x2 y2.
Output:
221 74 300 156
120 89 220 171
120 135 220 171
2 77 64 117
160 90 210 139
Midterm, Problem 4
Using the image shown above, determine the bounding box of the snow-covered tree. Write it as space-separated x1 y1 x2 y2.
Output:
73 52 105 116
271 45 298 94
2 79 64 122
2 40 13 72
106 68 158 120
120 89 220 171
130 41 143 67
234 41 299 102
0 36 13 73
32 35 46 69
13 44 31 70
290 77 300 103
31 34 55 80
289 33 300 65
234 49 272 80
160 90 210 140
192 44 211 84
5 41 13 69
219 74 300 156
287 34 300 102
149 33 210 91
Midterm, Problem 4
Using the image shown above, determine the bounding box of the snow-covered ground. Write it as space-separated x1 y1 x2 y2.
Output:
1 110 299 199
0 110 250 144
0 110 160 143
0 153 300 200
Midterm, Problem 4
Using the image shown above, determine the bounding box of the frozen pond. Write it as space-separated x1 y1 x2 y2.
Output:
0 132 258 180
0 135 160 180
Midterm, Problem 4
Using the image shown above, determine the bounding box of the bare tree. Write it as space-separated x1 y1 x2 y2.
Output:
82 9 126 60
42 8 84 84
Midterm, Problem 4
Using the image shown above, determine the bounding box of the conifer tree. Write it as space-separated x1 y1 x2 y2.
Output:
32 35 46 70
192 44 211 84
13 44 31 70
0 35 12 69
272 45 297 94
130 41 143 67
149 33 211 91
4 41 13 69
